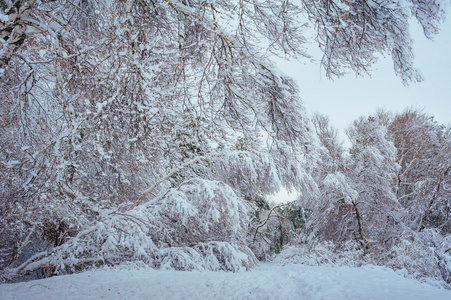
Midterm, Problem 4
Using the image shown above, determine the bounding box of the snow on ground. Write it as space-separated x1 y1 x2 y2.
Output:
1 263 451 300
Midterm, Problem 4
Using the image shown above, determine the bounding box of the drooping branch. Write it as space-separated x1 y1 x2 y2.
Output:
252 202 291 243
134 154 210 207
163 0 308 79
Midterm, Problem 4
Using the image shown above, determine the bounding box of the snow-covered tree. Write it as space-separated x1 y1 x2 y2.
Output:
297 110 451 285
311 113 345 175
305 115 401 249
345 116 401 249
0 0 315 278
383 109 451 233
0 0 448 280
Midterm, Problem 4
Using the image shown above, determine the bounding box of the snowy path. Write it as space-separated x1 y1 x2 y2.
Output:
1 263 450 299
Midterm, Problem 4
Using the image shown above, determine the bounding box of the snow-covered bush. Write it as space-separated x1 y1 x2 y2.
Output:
272 230 451 287
385 229 451 284
5 179 257 280
155 242 255 272
272 241 364 267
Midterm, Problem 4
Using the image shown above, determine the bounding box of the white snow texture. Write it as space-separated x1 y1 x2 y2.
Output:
1 262 451 300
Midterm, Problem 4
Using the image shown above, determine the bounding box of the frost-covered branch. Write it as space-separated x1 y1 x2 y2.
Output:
135 155 210 207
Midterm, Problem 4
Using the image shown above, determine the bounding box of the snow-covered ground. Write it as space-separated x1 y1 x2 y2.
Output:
1 263 451 300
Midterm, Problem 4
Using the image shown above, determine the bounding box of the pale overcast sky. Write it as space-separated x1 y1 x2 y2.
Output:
275 16 451 142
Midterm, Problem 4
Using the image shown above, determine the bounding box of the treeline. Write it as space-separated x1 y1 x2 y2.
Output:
253 109 451 285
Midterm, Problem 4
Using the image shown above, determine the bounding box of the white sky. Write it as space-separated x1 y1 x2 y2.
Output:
275 15 451 142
